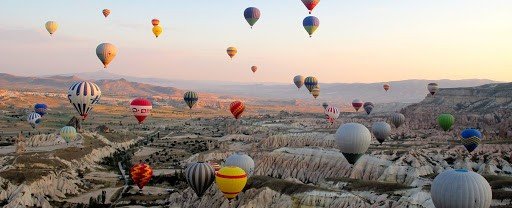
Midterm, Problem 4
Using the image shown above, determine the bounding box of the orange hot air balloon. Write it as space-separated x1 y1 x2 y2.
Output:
383 83 390 92
102 9 110 18
151 19 160 26
230 101 245 119
251 66 257 73
130 163 153 189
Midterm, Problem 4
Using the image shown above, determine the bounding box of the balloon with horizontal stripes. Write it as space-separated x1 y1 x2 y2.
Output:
34 103 48 116
230 101 245 119
224 153 255 177
428 83 439 95
102 9 110 18
352 99 363 112
60 126 77 143
96 43 118 68
151 19 160 26
130 98 152 124
183 91 198 109
311 86 320 99
130 163 153 190
215 166 248 200
303 16 319 37
185 162 215 198
244 7 261 28
461 128 482 153
383 83 390 92
227 47 237 59
27 112 41 129
67 81 102 120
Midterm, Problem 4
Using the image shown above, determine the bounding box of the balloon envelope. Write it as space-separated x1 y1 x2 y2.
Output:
372 122 391 144
383 84 390 91
27 112 41 129
335 123 371 164
325 106 339 123
293 75 305 89
60 126 77 143
183 91 199 109
461 128 482 152
67 81 102 120
224 153 255 177
130 163 153 190
102 9 110 18
185 162 215 198
322 102 328 110
428 83 439 95
45 21 58 35
311 87 320 99
363 102 374 115
303 16 319 37
437 114 455 131
431 169 491 208
130 98 152 124
304 76 318 92
227 47 237 59
352 99 363 112
96 43 118 68
152 25 162 38
34 103 48 116
251 66 257 73
301 0 320 14
230 101 245 119
243 7 261 28
215 166 247 200
151 19 160 26
390 113 405 128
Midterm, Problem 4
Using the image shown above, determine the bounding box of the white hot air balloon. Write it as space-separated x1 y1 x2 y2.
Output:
371 122 391 144
431 169 492 208
324 106 339 123
335 123 371 165
96 43 118 68
67 81 102 120
27 112 42 128
45 21 58 35
224 153 255 177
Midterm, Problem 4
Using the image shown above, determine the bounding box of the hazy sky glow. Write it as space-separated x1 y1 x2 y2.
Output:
0 0 511 83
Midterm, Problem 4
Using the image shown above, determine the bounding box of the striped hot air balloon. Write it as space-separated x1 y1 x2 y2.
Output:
34 103 48 116
27 112 41 129
209 162 221 173
428 83 439 95
363 102 374 115
183 91 198 109
301 0 320 14
304 76 318 93
67 81 102 120
335 123 372 164
244 7 261 28
303 16 319 37
294 75 305 89
130 98 152 124
352 99 363 112
324 106 339 123
45 21 58 35
185 162 215 198
437 113 455 131
230 101 245 119
390 112 405 128
102 9 110 18
130 163 153 190
372 122 391 144
224 153 255 177
96 43 118 68
311 87 320 99
461 128 482 153
383 83 390 92
215 166 248 200
60 126 77 143
151 19 160 26
431 169 491 208
227 47 237 59
251 66 257 73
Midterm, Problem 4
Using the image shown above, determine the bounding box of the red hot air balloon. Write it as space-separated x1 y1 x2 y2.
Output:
383 83 390 92
151 19 160 26
130 98 152 124
230 101 245 119
130 163 153 190
352 99 364 112
251 66 257 73
301 0 320 14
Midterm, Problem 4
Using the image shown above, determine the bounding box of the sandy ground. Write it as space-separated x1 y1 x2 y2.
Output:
0 139 83 155
152 168 179 176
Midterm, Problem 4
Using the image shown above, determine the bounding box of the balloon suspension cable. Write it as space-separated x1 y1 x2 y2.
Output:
309 11 312 14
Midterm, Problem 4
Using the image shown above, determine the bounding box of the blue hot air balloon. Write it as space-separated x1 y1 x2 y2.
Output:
34 103 48 116
460 128 482 152
303 16 319 37
244 7 261 29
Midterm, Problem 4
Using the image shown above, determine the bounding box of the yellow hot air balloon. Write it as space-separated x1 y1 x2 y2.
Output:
215 166 247 200
227 47 237 59
45 21 58 36
152 25 162 38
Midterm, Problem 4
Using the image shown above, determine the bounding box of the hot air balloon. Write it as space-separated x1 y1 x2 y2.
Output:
227 47 237 59
363 102 374 115
215 166 248 201
96 43 118 68
152 25 162 38
293 75 305 89
322 102 328 110
372 122 391 144
304 76 318 93
352 99 363 112
67 81 102 120
45 21 58 35
251 66 257 73
431 169 491 208
27 112 41 129
311 87 320 99
335 123 371 164
325 106 339 123
301 0 320 14
224 153 255 177
151 19 160 26
185 162 215 198
428 83 439 95
130 163 153 190
303 16 319 37
183 91 198 109
461 128 482 153
130 98 152 124
102 9 110 18
243 7 260 29
437 113 455 131
209 162 221 173
390 113 405 128
60 126 77 143
230 101 245 119
383 83 390 92
34 103 48 117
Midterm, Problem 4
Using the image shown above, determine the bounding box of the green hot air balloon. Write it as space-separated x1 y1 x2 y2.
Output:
437 113 455 131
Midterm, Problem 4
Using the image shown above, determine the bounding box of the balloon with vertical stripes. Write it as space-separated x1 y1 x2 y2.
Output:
67 81 102 120
185 162 215 198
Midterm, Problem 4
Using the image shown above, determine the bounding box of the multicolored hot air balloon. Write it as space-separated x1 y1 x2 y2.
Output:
352 99 363 112
322 102 328 110
303 16 319 37
431 169 491 208
215 166 248 201
363 102 374 115
428 83 439 95
311 87 320 99
230 101 245 119
130 163 153 190
183 91 198 109
335 123 371 164
224 153 255 177
390 112 405 128
152 25 162 38
45 21 58 36
185 162 215 198
461 128 482 153
60 126 77 143
304 76 318 93
67 81 102 120
151 19 160 26
294 75 305 89
96 43 118 68
27 112 41 129
227 47 237 59
34 103 48 117
383 83 390 92
209 162 221 173
372 122 391 144
243 7 261 28
251 66 257 73
437 113 455 131
102 9 110 18
301 0 320 14
130 98 152 124
325 106 339 123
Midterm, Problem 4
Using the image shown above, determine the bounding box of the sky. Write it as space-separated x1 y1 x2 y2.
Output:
0 0 511 83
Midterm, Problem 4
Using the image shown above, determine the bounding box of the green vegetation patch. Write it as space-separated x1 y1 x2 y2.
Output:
244 176 332 195
483 175 512 189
